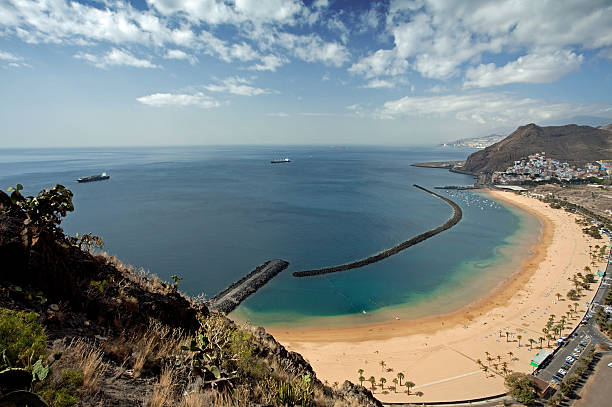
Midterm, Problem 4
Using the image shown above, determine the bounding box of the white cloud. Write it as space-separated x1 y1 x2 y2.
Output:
276 32 349 66
363 79 395 89
464 50 583 88
0 50 20 62
164 49 197 64
378 92 591 124
0 49 30 67
268 112 289 117
348 49 407 78
249 54 287 72
74 48 158 69
428 84 449 93
354 0 612 83
203 77 269 96
598 48 612 60
136 92 220 108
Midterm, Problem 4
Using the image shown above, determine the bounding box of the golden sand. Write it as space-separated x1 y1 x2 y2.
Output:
264 190 610 402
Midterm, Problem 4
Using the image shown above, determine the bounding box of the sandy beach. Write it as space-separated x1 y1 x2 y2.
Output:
265 190 610 402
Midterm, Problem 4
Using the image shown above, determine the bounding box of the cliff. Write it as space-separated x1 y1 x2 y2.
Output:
461 123 612 174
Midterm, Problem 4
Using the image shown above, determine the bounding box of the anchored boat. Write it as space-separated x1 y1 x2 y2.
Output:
77 172 110 183
270 158 291 164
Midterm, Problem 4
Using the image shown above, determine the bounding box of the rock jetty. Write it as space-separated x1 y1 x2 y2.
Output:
293 185 462 277
207 259 289 313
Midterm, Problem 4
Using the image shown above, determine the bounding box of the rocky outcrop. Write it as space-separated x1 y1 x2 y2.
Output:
462 123 612 174
0 212 204 333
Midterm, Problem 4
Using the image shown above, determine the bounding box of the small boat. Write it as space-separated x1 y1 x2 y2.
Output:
271 158 291 164
77 172 110 183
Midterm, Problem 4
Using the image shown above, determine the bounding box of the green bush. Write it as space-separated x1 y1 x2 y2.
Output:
40 369 83 407
0 308 47 370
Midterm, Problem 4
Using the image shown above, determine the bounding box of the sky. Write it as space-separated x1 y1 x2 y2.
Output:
1 0 612 147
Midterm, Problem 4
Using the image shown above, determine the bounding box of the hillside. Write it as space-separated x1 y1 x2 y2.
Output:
0 185 381 407
461 123 612 174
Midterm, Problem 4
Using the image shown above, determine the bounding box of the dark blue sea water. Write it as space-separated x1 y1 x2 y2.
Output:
0 146 539 327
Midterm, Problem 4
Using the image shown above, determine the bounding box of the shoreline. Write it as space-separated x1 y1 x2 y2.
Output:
266 189 548 341
257 190 608 402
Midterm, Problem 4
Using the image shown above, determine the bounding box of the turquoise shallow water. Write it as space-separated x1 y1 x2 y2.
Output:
0 146 540 328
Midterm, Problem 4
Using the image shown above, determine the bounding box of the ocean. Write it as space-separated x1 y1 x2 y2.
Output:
0 146 540 328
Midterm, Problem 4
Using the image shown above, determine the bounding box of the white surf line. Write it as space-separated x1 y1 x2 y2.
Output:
413 370 482 389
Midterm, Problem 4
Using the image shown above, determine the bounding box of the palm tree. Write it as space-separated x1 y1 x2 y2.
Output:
496 355 502 363
405 381 415 395
507 351 514 360
556 292 562 301
517 334 522 347
546 333 552 348
415 391 424 397
539 336 545 349
573 302 579 313
528 338 535 349
379 360 386 372
392 378 398 392
481 365 488 374
333 381 339 389
493 363 499 372
505 332 510 342
501 361 508 376
476 358 482 367
358 368 364 379
359 375 365 386
379 377 386 389
486 355 493 365
397 372 404 386
369 376 376 390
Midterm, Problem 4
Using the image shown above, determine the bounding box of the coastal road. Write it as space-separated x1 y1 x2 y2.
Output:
536 248 612 384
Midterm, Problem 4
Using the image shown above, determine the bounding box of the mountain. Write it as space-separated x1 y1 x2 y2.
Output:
461 123 612 174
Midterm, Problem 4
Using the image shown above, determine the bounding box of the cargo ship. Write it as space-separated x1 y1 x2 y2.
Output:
270 158 291 164
77 172 110 183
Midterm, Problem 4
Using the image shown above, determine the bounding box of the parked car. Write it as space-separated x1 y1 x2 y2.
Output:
557 369 567 377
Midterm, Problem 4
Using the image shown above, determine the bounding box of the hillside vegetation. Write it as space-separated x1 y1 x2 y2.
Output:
462 123 612 174
0 184 380 407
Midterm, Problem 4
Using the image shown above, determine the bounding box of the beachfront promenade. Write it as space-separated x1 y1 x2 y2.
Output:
268 190 611 403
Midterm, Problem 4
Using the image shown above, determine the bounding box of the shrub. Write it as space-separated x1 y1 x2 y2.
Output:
40 369 83 407
0 308 47 370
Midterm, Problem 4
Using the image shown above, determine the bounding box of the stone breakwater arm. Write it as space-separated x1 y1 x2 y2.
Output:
207 259 289 313
292 185 462 277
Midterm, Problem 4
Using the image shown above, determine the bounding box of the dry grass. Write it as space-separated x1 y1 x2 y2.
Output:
50 339 106 395
97 252 169 295
149 366 176 407
131 319 186 377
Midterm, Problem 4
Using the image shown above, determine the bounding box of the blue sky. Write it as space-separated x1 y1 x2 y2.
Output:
1 0 612 147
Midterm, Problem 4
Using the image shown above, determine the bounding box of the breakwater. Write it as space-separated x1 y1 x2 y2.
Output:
292 185 462 277
207 259 289 313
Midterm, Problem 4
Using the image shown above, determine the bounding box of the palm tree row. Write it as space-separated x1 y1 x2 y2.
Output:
357 367 422 396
